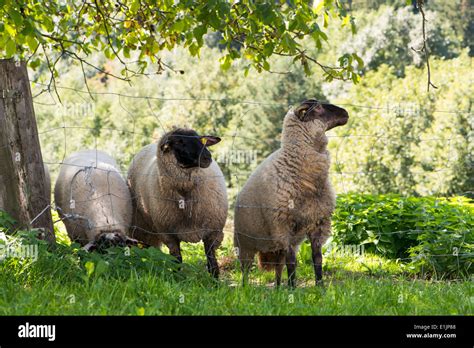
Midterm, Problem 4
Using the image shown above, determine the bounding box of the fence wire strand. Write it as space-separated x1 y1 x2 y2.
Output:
2 81 470 282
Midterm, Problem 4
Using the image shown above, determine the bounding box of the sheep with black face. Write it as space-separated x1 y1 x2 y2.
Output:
127 128 227 278
234 99 349 287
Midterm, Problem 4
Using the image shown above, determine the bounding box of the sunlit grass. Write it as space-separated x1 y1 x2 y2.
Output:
0 230 472 315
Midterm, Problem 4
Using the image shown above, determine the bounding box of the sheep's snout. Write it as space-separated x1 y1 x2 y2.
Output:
177 150 212 169
321 104 349 131
197 152 212 168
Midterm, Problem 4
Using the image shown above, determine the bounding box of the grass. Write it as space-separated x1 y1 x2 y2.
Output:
0 227 472 316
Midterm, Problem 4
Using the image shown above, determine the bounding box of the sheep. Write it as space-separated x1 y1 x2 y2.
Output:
127 128 227 278
54 150 137 251
234 99 349 287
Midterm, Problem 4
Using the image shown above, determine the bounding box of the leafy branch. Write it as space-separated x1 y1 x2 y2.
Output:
0 0 363 88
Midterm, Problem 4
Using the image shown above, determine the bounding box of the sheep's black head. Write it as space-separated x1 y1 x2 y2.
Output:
159 128 221 169
294 99 349 130
84 231 139 252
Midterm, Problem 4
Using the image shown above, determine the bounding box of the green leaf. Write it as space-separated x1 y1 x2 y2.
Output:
188 43 200 56
171 20 185 32
341 15 350 27
25 35 38 51
123 46 130 59
219 55 231 70
9 9 23 26
281 32 297 54
353 53 364 69
193 25 207 45
243 65 250 77
263 42 274 56
262 60 270 71
5 39 16 57
29 57 41 69
85 261 95 277
4 23 16 37
130 0 140 14
94 259 109 277
314 1 325 13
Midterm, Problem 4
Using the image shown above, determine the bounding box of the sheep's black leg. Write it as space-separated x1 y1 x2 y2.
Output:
239 249 255 287
309 234 323 286
286 246 297 288
168 241 182 264
274 250 286 288
203 237 219 279
241 262 250 287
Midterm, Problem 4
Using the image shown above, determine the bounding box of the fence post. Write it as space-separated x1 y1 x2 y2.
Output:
0 59 55 244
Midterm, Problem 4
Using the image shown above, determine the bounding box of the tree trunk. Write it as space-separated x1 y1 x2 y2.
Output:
0 59 55 244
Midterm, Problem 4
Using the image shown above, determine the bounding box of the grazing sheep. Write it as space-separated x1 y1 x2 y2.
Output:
127 128 227 278
234 99 349 287
54 150 137 251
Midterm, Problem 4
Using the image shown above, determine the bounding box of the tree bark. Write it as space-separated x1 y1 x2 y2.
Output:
0 59 55 244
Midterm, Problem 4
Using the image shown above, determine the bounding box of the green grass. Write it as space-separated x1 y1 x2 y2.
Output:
0 228 472 316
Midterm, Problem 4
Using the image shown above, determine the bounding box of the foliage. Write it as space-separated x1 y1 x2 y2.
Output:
340 0 472 56
0 0 362 81
332 193 474 278
338 6 461 77
0 210 16 232
327 51 473 196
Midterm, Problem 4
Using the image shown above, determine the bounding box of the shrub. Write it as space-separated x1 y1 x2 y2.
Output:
333 193 473 278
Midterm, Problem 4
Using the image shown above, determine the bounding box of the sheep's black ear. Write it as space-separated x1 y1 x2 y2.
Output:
294 103 310 120
200 136 221 147
160 139 171 152
294 99 321 121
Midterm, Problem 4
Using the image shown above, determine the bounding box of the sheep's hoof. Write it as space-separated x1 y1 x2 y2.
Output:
315 278 324 287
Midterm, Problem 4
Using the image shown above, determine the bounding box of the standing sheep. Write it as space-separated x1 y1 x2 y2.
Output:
54 150 137 251
127 128 228 278
234 99 349 287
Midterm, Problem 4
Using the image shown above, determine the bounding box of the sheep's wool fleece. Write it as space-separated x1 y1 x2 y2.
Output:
234 109 336 255
54 150 132 244
127 143 228 245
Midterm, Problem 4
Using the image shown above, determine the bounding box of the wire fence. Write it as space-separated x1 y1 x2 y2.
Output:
1 80 472 282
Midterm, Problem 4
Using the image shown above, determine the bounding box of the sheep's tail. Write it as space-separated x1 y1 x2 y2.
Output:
257 251 281 271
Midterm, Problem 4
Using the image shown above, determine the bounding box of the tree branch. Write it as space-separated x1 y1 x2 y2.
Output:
416 0 438 92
